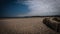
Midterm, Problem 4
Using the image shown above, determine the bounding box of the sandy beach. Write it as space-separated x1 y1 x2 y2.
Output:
0 17 60 34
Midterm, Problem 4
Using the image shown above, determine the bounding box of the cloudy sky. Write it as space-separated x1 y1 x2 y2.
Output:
1 0 60 17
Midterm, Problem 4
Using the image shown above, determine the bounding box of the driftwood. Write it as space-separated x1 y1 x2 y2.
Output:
43 17 60 32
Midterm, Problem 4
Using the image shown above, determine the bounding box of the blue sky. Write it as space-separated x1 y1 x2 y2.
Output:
2 0 30 17
1 0 60 17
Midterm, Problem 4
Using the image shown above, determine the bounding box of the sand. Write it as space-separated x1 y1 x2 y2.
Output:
0 17 60 34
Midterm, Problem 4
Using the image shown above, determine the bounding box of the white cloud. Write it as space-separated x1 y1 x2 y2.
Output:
18 0 60 16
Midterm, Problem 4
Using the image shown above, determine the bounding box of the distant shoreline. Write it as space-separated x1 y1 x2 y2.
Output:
0 16 60 19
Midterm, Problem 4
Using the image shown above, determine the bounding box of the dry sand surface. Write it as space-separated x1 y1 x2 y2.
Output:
0 17 60 34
